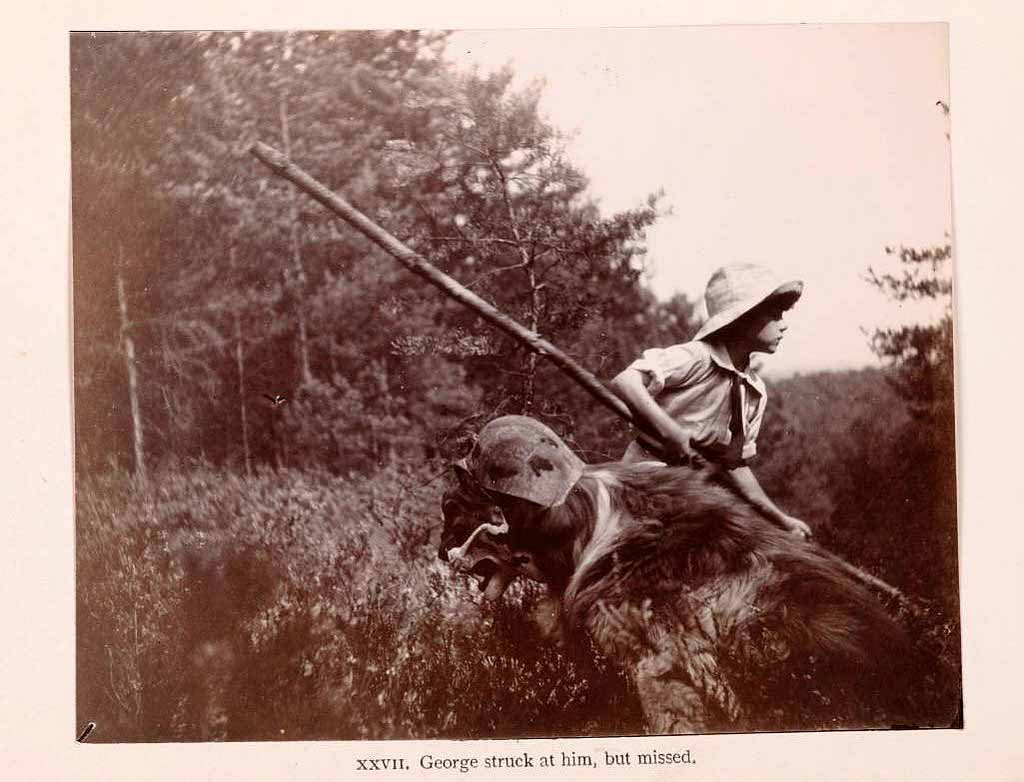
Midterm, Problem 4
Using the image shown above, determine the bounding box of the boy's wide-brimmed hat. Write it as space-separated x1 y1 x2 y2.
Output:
693 264 804 341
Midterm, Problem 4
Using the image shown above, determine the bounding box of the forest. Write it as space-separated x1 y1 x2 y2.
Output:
72 31 959 741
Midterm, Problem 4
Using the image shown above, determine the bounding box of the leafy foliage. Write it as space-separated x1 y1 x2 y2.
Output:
71 33 669 476
867 244 955 413
77 464 642 740
863 241 957 630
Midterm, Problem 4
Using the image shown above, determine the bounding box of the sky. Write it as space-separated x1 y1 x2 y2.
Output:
446 24 953 376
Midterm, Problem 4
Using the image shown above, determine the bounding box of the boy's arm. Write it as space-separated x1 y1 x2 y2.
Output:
610 367 704 464
726 465 812 539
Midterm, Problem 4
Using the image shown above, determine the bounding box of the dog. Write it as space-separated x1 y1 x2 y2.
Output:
439 421 933 734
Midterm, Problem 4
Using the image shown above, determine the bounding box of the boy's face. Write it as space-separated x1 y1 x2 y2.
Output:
746 302 789 354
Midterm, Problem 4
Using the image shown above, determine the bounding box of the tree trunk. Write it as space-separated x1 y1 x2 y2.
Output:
524 264 540 413
158 326 177 455
280 96 313 386
234 314 252 478
375 361 396 467
270 410 285 472
229 246 253 477
115 250 147 485
491 160 540 412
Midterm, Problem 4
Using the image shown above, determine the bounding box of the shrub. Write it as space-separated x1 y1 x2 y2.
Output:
77 460 641 741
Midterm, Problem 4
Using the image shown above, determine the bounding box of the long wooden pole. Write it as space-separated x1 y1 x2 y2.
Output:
250 141 645 435
248 141 917 612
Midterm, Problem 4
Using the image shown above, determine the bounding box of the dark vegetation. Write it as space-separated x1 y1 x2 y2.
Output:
72 32 958 740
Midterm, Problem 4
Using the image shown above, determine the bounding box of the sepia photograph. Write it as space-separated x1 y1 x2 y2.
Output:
71 24 960 743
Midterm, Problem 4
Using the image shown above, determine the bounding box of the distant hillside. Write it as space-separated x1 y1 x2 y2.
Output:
757 366 908 526
756 366 958 628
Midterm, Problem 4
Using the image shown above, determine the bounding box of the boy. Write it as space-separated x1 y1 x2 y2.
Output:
611 263 812 539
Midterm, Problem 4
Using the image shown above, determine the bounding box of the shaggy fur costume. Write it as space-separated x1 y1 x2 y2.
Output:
440 459 928 733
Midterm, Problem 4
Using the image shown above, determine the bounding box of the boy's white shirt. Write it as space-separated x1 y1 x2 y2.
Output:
623 338 767 462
